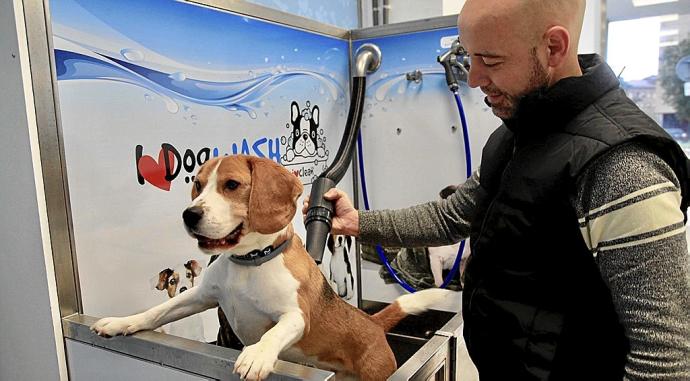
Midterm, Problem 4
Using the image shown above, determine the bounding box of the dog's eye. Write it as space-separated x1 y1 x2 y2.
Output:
169 279 176 285
186 272 192 279
225 180 240 190
194 180 202 192
311 131 316 138
294 129 300 137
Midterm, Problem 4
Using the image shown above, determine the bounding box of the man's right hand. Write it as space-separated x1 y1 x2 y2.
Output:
302 188 360 237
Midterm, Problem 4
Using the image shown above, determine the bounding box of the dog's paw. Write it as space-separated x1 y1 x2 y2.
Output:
233 341 278 380
90 316 148 337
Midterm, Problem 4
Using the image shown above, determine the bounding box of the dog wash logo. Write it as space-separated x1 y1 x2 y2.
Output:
280 101 330 184
135 138 281 191
135 100 329 191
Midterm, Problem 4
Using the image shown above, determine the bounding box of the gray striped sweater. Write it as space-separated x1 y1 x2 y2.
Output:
359 143 690 380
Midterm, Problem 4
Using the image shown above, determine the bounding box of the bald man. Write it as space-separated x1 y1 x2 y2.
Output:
304 0 690 379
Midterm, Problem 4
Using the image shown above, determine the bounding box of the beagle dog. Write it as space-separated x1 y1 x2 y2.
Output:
154 260 205 341
92 155 450 380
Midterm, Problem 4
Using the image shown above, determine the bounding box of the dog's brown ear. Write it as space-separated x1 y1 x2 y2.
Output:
185 260 202 277
247 157 303 234
156 269 173 290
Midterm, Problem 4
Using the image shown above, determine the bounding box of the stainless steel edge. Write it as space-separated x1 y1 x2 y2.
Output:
182 0 349 39
389 335 451 380
351 14 458 40
435 311 463 338
63 314 335 381
24 0 81 317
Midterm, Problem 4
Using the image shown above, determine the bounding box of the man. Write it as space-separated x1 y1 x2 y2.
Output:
305 0 690 379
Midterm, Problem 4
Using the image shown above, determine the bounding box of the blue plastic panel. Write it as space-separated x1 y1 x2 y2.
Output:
51 0 353 336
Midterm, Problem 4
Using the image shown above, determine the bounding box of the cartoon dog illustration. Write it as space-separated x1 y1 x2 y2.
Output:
326 234 354 300
154 260 205 341
428 185 471 288
283 101 326 162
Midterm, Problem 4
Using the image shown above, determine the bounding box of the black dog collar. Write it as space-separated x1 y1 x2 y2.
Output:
228 238 292 266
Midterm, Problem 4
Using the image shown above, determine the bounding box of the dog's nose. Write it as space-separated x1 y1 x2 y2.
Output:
179 287 188 294
302 134 308 140
183 206 204 228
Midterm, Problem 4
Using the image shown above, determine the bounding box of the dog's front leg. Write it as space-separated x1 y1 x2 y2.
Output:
91 286 217 337
233 310 306 381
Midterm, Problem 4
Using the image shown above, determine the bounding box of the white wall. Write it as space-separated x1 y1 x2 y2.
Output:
0 1 67 380
580 0 603 54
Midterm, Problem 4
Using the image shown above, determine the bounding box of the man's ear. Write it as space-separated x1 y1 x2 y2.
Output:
544 26 570 68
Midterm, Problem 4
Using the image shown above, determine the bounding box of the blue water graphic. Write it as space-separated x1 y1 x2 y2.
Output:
55 49 344 116
366 70 447 101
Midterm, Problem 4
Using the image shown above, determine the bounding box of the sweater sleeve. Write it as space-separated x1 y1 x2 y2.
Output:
573 143 690 380
358 170 481 248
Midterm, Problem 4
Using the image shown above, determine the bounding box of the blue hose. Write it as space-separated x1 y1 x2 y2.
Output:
356 89 472 292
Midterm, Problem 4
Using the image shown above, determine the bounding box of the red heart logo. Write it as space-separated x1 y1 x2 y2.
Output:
137 149 175 191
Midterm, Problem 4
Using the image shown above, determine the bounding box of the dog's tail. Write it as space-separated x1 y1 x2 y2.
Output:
371 289 452 333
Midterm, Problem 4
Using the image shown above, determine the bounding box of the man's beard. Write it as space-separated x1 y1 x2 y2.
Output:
484 48 549 120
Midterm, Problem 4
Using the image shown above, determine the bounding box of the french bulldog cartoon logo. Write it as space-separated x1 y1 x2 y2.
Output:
283 101 327 162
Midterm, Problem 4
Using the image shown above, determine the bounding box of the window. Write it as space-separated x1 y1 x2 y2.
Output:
606 0 690 155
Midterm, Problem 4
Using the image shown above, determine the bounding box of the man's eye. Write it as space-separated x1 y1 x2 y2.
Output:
483 59 501 67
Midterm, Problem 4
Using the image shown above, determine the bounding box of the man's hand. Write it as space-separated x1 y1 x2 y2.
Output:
302 188 360 237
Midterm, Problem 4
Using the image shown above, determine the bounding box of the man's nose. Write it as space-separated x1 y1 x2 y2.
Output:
467 64 489 89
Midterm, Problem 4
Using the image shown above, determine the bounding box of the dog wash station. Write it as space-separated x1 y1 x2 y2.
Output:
21 0 500 379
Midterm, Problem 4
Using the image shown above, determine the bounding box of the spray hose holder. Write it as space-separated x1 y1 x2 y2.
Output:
437 39 470 92
304 43 381 264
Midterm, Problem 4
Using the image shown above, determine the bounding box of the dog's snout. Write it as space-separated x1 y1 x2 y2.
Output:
179 287 188 294
183 206 204 228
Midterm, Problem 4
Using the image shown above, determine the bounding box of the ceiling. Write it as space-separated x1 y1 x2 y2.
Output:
607 0 690 21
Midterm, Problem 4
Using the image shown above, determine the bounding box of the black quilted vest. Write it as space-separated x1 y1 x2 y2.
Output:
463 54 690 380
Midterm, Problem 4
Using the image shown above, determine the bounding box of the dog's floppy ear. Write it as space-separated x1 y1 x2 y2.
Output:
185 260 202 277
247 157 303 234
291 101 300 123
312 105 319 125
156 269 173 290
